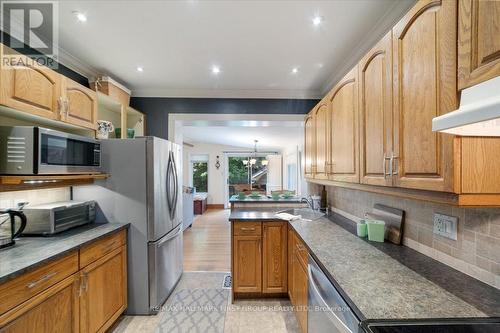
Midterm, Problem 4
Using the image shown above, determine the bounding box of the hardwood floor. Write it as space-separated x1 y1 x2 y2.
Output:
183 209 231 272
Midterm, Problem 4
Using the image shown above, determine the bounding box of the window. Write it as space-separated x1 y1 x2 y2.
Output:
192 161 208 192
190 154 209 193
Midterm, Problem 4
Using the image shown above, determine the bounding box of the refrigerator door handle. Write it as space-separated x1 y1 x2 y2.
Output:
171 150 179 219
157 224 182 246
166 152 173 216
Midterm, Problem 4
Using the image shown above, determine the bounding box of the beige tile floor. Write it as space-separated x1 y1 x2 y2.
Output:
111 272 300 333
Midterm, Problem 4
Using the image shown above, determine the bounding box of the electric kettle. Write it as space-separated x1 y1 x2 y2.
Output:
0 210 27 249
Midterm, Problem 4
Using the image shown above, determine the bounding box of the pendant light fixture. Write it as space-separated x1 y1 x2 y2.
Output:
242 140 268 166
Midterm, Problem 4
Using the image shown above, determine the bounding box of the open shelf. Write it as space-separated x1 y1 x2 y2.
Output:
96 92 145 138
0 174 108 192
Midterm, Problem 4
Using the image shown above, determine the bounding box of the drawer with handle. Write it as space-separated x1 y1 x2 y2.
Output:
79 229 126 268
0 251 78 315
233 222 262 236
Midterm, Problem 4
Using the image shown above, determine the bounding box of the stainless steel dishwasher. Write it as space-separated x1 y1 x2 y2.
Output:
308 255 361 333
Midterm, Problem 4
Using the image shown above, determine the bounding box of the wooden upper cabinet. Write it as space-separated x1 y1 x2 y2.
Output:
359 31 393 187
0 45 61 120
262 222 287 293
329 66 359 183
314 101 330 179
80 246 127 333
304 114 316 177
458 0 500 89
62 78 97 130
459 137 500 193
392 0 457 192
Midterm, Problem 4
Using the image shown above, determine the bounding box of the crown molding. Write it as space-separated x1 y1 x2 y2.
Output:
55 46 99 80
320 0 416 95
131 88 323 100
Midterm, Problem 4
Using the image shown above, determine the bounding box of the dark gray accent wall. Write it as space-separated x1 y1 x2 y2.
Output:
130 97 319 139
1 31 89 87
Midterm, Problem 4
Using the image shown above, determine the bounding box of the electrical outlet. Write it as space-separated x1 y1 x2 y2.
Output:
433 213 458 240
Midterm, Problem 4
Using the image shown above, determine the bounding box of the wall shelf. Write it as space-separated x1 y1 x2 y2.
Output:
96 92 145 138
0 174 108 192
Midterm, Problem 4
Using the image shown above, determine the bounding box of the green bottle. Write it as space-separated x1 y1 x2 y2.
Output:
320 185 327 211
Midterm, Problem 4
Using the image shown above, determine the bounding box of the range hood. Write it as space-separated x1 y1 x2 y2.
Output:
432 76 500 136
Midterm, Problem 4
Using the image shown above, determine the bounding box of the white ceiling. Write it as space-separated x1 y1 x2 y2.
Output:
57 0 414 98
182 125 303 151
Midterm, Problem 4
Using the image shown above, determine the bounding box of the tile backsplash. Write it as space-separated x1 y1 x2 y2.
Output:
317 185 500 290
0 188 70 209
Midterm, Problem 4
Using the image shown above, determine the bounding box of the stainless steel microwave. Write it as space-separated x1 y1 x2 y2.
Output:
0 126 101 174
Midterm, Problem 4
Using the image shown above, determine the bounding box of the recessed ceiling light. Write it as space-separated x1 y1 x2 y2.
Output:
136 66 144 72
212 66 221 74
73 11 87 22
291 67 299 74
312 15 322 26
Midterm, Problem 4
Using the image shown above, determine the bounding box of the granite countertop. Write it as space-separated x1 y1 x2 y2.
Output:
229 208 500 320
229 207 287 221
0 223 129 284
229 194 303 203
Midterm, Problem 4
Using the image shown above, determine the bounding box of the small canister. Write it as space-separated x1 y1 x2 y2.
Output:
366 219 386 242
357 220 368 238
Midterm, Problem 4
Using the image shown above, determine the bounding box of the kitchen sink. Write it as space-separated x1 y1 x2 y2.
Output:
277 208 325 221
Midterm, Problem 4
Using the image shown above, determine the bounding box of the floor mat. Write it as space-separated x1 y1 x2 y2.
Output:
222 274 232 289
155 288 229 333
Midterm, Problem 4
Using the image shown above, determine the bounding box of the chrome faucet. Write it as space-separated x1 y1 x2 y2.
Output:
300 196 314 209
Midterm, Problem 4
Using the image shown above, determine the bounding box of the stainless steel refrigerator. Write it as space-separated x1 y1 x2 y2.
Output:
73 137 183 315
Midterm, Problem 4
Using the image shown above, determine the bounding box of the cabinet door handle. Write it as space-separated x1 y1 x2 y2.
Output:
258 240 261 254
64 99 69 116
57 97 65 117
26 272 57 289
383 154 391 179
390 153 399 176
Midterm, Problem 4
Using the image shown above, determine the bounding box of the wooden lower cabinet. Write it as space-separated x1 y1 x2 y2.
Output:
262 222 287 293
293 256 308 333
287 225 295 301
0 275 79 333
290 229 309 333
80 246 127 333
0 230 127 333
232 221 287 296
232 235 262 293
231 222 308 332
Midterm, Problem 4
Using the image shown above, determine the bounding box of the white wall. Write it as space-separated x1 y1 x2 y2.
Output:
183 142 248 205
0 188 70 209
